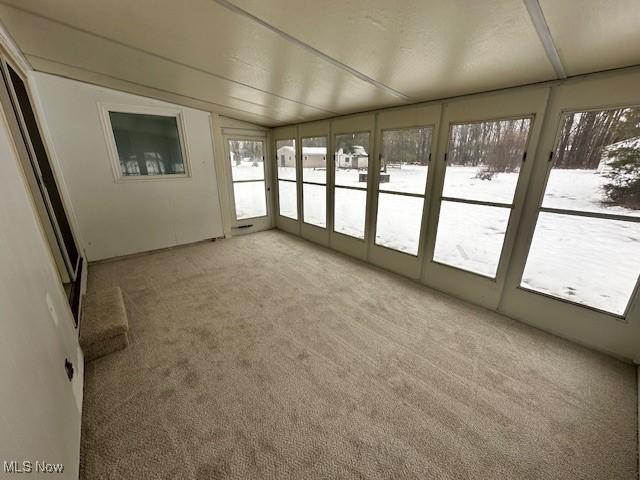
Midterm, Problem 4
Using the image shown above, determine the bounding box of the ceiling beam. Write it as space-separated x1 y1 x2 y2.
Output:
212 0 413 102
523 0 567 79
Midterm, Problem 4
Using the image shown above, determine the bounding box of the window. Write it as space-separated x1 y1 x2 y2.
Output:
521 107 640 315
302 136 327 228
433 117 532 277
276 139 298 219
106 110 187 179
375 127 432 255
334 132 370 239
229 139 267 220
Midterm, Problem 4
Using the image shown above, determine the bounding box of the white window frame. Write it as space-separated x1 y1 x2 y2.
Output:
373 124 436 257
226 136 269 222
432 113 535 278
518 104 640 318
275 137 299 221
367 105 442 280
272 125 301 236
298 121 331 246
499 71 640 361
421 88 550 309
300 134 328 230
98 102 191 183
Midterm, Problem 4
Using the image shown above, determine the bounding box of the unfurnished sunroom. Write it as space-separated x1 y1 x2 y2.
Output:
0 1 638 479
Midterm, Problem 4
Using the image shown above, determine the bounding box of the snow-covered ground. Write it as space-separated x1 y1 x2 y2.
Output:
543 168 640 217
234 160 640 314
278 180 297 219
432 200 510 277
303 183 326 228
231 159 265 181
443 165 519 203
231 160 267 219
521 212 640 315
233 180 267 219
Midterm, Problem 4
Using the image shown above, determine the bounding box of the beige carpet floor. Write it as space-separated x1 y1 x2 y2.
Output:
80 230 638 480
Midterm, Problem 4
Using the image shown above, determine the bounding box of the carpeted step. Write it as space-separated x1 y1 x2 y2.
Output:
80 286 129 362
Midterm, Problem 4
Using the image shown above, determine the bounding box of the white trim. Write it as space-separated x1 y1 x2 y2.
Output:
97 101 192 183
421 88 550 309
27 72 87 266
1 57 79 279
0 19 32 73
223 135 272 231
499 71 640 361
522 0 567 79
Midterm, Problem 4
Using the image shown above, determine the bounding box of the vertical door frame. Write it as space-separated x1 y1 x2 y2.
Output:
421 87 550 309
224 133 272 234
0 53 80 283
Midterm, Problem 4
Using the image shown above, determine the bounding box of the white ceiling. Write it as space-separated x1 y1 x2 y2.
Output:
0 0 638 127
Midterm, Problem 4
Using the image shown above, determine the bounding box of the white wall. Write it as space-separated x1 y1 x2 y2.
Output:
32 72 226 261
0 97 82 476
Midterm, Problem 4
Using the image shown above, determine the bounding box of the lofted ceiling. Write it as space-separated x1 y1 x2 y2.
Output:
0 0 638 127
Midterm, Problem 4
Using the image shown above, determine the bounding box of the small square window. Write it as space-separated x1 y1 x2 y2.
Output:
104 108 188 180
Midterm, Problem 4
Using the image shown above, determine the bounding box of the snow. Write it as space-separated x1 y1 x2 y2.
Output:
433 201 510 277
375 193 424 255
278 181 297 220
238 162 639 314
233 181 266 220
443 165 519 203
543 168 640 217
521 212 640 315
231 159 265 181
334 187 366 238
231 160 267 219
379 165 428 195
302 167 326 183
303 184 326 228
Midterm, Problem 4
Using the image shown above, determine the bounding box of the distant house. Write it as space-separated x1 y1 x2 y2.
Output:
277 145 296 167
277 144 366 169
598 136 640 174
301 146 326 168
336 145 368 169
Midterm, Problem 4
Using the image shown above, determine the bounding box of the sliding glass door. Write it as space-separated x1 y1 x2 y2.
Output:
1 61 80 282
